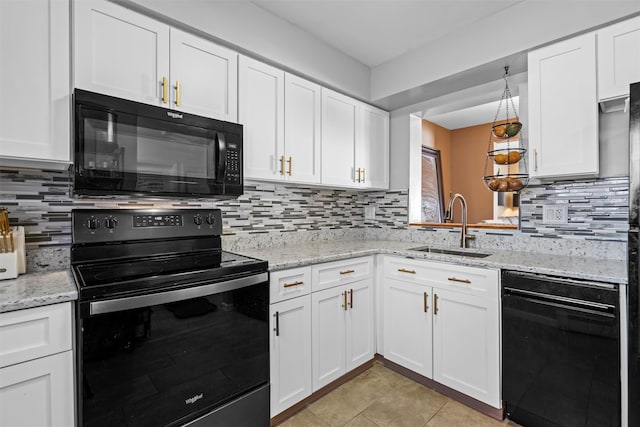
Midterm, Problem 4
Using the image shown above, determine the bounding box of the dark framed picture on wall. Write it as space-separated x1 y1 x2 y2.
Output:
421 146 445 222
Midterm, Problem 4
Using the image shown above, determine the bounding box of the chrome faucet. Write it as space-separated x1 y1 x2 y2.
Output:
445 193 475 248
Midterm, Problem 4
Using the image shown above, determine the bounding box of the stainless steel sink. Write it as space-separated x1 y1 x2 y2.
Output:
409 246 491 258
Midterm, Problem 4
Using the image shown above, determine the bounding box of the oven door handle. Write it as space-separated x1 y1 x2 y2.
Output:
88 272 268 316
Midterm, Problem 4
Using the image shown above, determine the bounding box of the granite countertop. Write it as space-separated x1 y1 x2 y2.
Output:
0 239 627 314
235 240 627 285
0 269 77 314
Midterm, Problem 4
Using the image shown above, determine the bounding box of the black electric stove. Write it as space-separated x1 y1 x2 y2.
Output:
71 209 270 427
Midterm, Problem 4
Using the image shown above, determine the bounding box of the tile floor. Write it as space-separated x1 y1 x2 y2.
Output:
277 362 519 427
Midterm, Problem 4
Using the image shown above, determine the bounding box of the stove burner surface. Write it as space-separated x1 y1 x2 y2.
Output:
92 264 156 282
76 251 223 287
73 250 267 301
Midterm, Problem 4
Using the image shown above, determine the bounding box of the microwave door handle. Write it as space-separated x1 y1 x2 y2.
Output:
216 132 227 182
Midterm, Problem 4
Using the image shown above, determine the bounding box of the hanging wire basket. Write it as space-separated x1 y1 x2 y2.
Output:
482 66 529 192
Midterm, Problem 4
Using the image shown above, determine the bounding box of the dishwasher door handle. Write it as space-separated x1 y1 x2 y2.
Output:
503 287 616 315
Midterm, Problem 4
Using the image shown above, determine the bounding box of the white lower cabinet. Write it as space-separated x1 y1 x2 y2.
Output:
382 256 500 408
269 258 375 418
0 302 74 426
0 351 74 427
311 279 374 391
383 278 433 378
270 294 312 417
432 288 500 408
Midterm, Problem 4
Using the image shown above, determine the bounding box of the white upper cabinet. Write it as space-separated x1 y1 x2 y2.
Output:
284 74 321 184
597 15 640 104
0 0 70 163
170 29 238 121
321 88 390 189
240 63 321 183
74 0 170 106
74 0 237 121
528 32 598 179
357 104 389 189
239 56 285 181
321 88 359 187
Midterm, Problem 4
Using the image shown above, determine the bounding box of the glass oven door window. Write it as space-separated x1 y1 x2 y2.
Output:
79 282 268 427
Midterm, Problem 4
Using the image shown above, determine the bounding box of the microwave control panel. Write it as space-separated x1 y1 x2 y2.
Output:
225 141 241 184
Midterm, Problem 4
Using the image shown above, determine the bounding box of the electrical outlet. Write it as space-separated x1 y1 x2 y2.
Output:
542 205 568 224
364 206 376 220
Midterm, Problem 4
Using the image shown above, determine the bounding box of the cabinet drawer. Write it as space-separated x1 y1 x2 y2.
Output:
270 267 312 304
0 303 72 368
383 257 498 297
312 257 373 292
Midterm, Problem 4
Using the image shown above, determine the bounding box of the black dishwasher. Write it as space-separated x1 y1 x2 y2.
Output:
502 271 620 427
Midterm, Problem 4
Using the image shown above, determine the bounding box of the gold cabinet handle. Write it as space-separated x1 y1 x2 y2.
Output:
423 291 428 313
361 168 365 183
448 277 471 284
398 268 416 274
340 269 355 275
162 76 168 104
283 280 303 288
356 167 362 183
349 289 353 309
280 155 286 176
534 148 538 172
434 293 439 315
287 156 292 176
175 81 181 106
343 290 348 311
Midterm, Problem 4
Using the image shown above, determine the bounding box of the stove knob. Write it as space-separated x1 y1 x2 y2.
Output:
105 217 118 229
193 214 203 226
206 213 216 225
86 217 100 231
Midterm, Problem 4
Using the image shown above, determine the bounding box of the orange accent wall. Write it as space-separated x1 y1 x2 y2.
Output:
422 118 516 224
450 123 494 223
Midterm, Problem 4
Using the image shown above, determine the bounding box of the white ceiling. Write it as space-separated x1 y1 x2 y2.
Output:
251 0 522 68
249 0 525 127
426 97 520 130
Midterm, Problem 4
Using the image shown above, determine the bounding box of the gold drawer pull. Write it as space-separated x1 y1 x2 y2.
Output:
175 80 181 106
423 292 428 313
283 281 304 288
448 277 471 284
398 268 416 274
162 76 168 104
434 293 439 315
340 269 355 275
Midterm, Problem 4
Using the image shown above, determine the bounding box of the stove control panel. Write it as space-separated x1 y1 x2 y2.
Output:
133 214 183 228
72 209 223 244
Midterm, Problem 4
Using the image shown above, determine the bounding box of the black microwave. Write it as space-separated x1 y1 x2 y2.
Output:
73 89 243 199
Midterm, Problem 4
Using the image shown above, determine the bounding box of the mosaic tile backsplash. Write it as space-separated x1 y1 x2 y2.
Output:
519 176 628 241
0 167 406 249
0 168 629 254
